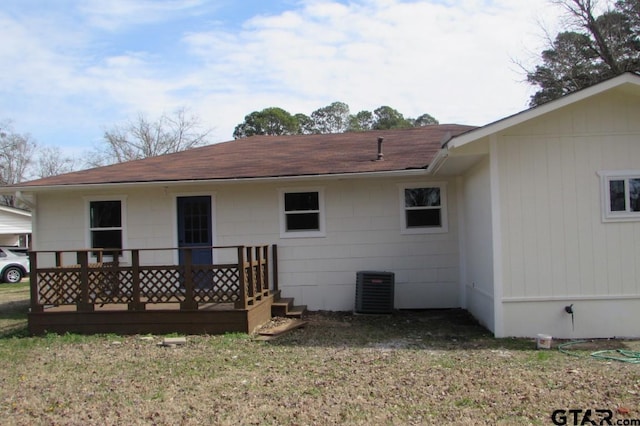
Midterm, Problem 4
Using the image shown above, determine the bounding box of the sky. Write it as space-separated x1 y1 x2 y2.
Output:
0 0 563 158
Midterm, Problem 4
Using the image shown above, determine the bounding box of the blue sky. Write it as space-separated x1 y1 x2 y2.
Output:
0 0 561 158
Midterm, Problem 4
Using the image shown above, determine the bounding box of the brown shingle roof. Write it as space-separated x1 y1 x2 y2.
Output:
20 125 476 187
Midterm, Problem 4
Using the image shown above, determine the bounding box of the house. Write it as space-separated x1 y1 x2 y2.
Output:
0 205 31 247
4 72 640 338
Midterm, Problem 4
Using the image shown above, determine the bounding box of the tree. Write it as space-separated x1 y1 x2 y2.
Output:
36 146 75 178
90 108 212 166
295 113 314 135
372 106 413 130
527 0 640 106
233 103 440 137
411 113 439 127
347 110 375 132
308 101 351 134
0 121 36 206
233 107 299 139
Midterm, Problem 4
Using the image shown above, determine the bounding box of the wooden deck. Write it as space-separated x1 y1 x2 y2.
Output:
27 245 286 335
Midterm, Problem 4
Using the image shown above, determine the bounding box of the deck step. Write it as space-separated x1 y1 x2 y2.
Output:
270 295 306 318
285 305 307 319
271 298 294 317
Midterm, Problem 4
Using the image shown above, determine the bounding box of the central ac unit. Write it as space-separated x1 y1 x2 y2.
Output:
355 271 395 314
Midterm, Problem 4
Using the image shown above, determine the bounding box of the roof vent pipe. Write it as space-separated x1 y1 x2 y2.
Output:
377 137 384 161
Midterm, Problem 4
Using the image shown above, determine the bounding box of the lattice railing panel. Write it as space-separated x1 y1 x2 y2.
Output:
30 245 274 310
89 270 134 304
194 267 240 303
140 267 184 303
37 270 81 305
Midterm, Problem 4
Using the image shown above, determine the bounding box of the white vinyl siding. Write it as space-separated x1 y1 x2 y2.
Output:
32 176 462 312
495 89 640 337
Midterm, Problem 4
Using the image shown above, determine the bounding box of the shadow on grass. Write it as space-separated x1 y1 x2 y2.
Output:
0 299 30 338
265 309 537 351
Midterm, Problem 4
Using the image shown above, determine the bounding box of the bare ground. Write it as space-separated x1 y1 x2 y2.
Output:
0 291 638 425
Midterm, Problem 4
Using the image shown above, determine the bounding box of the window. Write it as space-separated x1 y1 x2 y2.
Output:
400 183 448 234
600 171 640 222
89 199 124 255
279 189 325 238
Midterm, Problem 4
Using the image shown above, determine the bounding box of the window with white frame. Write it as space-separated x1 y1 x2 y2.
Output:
600 171 640 221
88 199 125 256
400 183 448 233
279 189 325 238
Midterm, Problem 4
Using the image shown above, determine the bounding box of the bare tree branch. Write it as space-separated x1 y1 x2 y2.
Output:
89 108 213 166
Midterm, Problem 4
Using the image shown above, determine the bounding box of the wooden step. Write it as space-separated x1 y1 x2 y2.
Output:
271 297 294 317
286 305 307 319
270 295 307 318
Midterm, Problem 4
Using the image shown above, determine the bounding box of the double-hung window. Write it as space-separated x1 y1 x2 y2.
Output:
279 189 325 238
600 171 640 222
88 198 125 256
400 183 448 234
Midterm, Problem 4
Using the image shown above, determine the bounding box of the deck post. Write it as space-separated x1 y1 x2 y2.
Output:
236 246 247 309
261 245 269 297
180 248 197 310
253 246 263 300
271 244 279 293
129 250 145 311
28 251 43 313
246 246 255 305
77 251 94 312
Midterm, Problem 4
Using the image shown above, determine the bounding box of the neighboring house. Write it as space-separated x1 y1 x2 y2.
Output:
0 205 31 247
4 73 640 338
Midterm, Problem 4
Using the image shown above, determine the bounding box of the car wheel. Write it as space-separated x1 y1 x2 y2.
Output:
3 267 23 284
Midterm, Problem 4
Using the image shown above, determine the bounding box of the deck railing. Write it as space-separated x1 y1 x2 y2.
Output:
28 245 278 313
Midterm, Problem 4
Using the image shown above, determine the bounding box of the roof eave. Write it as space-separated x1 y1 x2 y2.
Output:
447 72 640 150
1 168 433 194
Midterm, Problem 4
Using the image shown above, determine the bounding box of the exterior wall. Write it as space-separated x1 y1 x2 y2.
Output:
496 89 640 338
0 209 31 246
32 175 462 311
216 177 461 311
459 158 495 332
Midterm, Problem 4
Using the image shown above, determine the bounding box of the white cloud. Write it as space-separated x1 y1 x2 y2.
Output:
78 0 210 31
0 0 561 152
185 0 558 135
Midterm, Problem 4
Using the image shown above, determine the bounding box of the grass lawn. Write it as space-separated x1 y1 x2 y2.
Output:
0 282 638 425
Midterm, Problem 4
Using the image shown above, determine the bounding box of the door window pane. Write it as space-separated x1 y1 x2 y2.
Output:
179 197 211 245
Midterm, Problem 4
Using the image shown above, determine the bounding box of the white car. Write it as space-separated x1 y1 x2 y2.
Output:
0 247 29 283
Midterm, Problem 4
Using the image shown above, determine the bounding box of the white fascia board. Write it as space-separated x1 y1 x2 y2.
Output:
448 73 640 150
2 169 430 194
